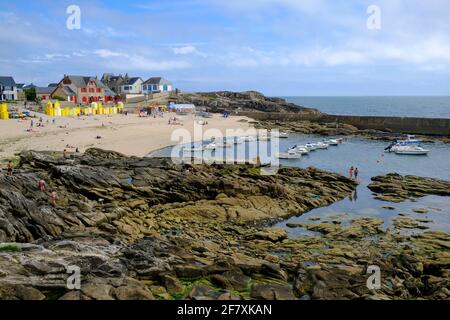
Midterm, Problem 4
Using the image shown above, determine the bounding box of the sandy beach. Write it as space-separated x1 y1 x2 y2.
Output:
0 113 253 161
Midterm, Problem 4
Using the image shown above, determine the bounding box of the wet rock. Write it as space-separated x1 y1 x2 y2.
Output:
210 270 251 291
250 283 295 300
246 228 288 242
369 174 450 202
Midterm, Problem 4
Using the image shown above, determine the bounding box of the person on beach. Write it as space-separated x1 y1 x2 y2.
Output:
50 191 59 207
349 166 354 179
38 179 46 192
30 119 34 127
354 167 359 180
6 161 13 176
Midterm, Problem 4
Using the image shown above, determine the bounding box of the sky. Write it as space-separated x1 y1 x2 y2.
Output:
1 0 450 96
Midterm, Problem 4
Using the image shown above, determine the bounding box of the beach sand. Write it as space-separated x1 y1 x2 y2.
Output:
0 113 253 161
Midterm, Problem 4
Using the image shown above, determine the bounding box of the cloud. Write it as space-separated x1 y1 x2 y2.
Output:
173 45 198 55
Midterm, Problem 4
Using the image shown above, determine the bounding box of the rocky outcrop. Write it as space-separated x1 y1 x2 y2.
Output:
169 91 320 114
368 173 450 202
0 149 449 300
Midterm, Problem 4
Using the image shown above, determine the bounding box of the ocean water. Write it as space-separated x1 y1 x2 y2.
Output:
150 133 450 236
284 96 450 118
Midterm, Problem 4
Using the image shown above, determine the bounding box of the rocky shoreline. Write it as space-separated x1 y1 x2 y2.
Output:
0 149 449 300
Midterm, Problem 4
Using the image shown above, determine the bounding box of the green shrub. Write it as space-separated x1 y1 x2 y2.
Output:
0 244 21 252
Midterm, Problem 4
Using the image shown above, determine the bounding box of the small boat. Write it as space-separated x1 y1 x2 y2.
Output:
394 145 429 155
326 139 339 146
304 143 317 151
276 151 301 159
288 146 309 155
315 142 329 149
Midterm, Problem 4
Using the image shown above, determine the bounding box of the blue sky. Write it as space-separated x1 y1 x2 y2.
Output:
1 0 450 96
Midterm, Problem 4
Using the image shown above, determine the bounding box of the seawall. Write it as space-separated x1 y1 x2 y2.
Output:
237 112 450 136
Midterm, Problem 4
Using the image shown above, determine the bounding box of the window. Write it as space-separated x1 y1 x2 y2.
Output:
153 85 158 91
89 88 95 93
82 97 87 103
81 88 87 93
163 85 168 92
96 88 101 93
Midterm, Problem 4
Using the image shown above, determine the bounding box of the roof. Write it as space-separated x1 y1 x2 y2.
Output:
122 77 142 86
62 86 76 96
48 83 58 87
143 77 172 85
16 83 25 89
0 76 17 87
36 87 55 95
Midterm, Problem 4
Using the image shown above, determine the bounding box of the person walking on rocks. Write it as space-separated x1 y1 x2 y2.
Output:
38 179 46 192
354 167 359 180
349 166 354 179
50 191 59 207
6 161 13 176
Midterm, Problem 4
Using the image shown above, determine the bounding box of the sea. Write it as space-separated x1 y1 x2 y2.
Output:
284 96 450 118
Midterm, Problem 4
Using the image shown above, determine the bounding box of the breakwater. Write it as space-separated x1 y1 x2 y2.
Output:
237 112 450 136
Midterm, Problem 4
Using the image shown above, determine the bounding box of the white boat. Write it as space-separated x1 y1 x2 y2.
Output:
304 143 317 151
315 142 329 149
326 139 339 146
394 145 429 155
288 146 309 155
276 151 301 159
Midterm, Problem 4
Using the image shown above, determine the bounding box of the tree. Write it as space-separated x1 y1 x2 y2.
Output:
24 88 36 101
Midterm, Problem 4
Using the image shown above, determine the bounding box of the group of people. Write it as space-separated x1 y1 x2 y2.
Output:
349 166 359 180
168 117 183 125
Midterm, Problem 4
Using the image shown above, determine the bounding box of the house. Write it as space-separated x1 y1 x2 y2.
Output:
101 73 129 94
0 76 18 101
36 87 55 101
16 84 26 100
51 75 117 104
48 83 58 88
168 102 195 113
142 77 173 94
119 77 143 95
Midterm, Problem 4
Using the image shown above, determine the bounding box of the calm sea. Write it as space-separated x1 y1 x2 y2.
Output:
284 96 450 118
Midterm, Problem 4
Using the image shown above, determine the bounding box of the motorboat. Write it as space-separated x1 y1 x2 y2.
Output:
288 146 309 155
326 139 339 146
271 132 289 139
304 143 317 151
315 142 329 149
393 145 429 155
276 151 301 159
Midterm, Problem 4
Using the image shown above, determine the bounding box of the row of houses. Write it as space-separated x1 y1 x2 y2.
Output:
0 74 174 104
101 74 173 96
